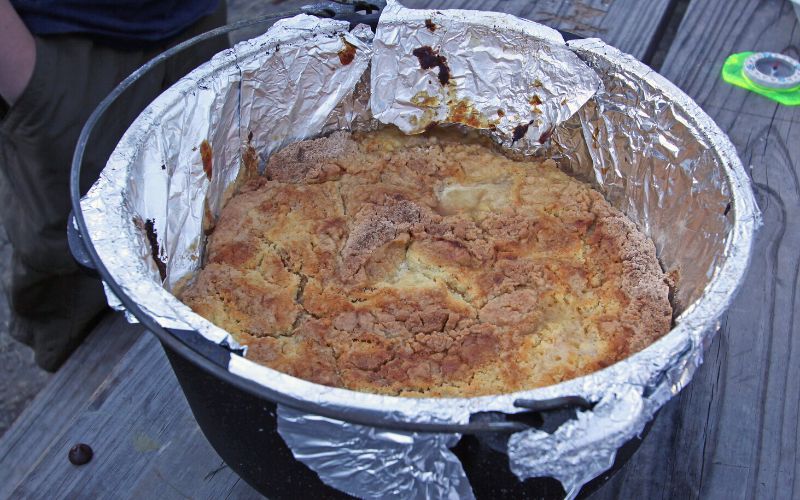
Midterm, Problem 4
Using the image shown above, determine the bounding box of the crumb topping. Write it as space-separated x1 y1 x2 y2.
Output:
180 127 672 397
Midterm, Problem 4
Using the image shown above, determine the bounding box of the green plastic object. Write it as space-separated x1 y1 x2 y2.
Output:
721 51 800 106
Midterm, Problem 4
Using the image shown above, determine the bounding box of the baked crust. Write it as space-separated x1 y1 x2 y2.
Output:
180 127 672 397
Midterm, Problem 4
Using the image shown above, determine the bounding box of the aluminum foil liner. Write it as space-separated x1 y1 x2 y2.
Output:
508 387 644 498
81 2 759 498
278 406 473 499
370 0 602 152
550 38 746 310
82 14 373 343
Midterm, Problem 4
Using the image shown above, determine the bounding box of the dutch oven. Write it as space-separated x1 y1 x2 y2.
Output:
67 2 759 498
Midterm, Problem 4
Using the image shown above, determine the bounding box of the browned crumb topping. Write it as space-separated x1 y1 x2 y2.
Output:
180 127 672 397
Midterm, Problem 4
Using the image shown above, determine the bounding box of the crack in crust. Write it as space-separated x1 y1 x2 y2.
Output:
180 127 672 397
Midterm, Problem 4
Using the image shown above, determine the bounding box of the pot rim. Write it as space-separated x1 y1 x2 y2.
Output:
70 11 759 433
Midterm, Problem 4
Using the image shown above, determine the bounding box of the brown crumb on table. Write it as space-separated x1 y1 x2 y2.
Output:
180 127 672 397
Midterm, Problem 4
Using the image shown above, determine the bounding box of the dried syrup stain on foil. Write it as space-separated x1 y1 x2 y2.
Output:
338 37 357 65
412 46 450 85
538 125 555 144
200 139 213 180
411 90 439 107
447 96 498 129
134 216 166 281
512 122 530 142
410 86 499 130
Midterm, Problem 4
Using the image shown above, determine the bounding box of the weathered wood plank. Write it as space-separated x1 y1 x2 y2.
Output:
593 1 800 499
6 332 261 499
0 313 141 499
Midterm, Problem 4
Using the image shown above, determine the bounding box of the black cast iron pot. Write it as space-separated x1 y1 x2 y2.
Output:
68 3 650 498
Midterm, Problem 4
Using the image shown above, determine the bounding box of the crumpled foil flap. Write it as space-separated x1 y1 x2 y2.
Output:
508 387 645 498
371 0 601 152
277 406 473 499
81 3 759 499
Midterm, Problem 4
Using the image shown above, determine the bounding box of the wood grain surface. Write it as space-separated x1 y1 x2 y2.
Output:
2 324 261 499
0 314 142 499
3 0 798 499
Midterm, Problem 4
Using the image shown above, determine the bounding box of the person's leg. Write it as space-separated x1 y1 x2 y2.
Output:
6 256 109 370
0 35 159 370
0 2 228 371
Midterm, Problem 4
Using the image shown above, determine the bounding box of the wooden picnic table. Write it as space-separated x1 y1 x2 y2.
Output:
2 0 799 498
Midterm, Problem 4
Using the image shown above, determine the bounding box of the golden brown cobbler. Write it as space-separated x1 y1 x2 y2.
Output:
180 127 672 397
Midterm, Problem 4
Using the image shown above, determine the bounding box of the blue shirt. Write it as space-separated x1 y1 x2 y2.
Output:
12 0 220 44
